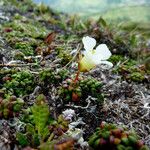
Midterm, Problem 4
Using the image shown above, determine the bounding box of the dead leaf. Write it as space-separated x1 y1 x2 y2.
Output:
54 138 75 150
44 32 56 45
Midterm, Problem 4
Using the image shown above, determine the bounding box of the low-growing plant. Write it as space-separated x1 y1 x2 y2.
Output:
14 41 34 56
0 95 24 119
39 68 69 85
31 94 50 143
17 94 69 148
58 78 82 102
58 76 103 102
109 54 125 65
4 70 35 96
3 20 48 39
16 94 50 147
89 122 149 150
39 136 75 150
0 69 18 88
117 63 146 82
58 51 72 66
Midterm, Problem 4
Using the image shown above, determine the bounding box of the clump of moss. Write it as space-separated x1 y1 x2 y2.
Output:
14 41 34 56
13 51 25 60
58 51 72 66
56 44 74 66
3 20 48 39
128 72 145 82
58 77 103 102
3 70 35 96
0 69 18 88
2 18 48 57
89 122 149 150
113 59 148 82
58 78 82 102
39 68 69 85
0 95 24 119
80 77 103 100
6 0 36 14
109 55 125 65
39 69 56 84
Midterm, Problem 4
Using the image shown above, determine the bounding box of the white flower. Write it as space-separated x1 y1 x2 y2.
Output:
78 36 113 72
62 109 75 121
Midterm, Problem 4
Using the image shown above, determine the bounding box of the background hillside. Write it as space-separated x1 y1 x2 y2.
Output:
34 0 150 22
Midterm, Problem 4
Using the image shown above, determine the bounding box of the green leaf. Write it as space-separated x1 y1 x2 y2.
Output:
16 132 29 147
31 94 50 142
98 17 107 27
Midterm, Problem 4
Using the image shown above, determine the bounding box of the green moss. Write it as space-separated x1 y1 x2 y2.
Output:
13 51 25 60
56 46 73 66
89 122 148 150
39 69 55 84
0 96 24 119
109 55 125 64
15 42 34 56
59 77 103 102
2 18 49 57
112 58 148 82
39 68 69 85
129 72 145 82
16 132 29 147
80 77 103 100
0 69 18 88
6 0 36 13
4 20 48 39
4 71 35 96
58 51 72 66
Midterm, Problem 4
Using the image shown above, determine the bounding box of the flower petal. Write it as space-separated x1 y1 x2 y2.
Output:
99 60 113 68
82 36 96 51
92 54 102 65
95 44 112 60
78 51 96 72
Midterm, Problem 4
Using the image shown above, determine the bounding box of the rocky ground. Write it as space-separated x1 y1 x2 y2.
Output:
0 0 150 150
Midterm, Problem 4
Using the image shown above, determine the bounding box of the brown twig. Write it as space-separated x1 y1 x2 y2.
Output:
0 63 37 67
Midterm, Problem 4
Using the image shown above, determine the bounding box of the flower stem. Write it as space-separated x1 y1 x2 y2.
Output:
74 70 80 84
48 133 54 142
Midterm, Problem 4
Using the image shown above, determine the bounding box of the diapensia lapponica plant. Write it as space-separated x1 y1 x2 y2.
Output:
59 36 113 102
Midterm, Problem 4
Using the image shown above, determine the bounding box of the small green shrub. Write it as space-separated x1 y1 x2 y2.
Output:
16 94 69 148
15 42 34 56
89 122 149 150
0 96 24 119
31 94 50 142
39 68 69 84
58 77 103 102
16 132 29 147
109 55 125 64
4 71 35 96
113 59 148 82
